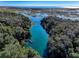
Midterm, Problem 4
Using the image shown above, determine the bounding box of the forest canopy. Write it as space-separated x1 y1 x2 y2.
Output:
0 10 40 58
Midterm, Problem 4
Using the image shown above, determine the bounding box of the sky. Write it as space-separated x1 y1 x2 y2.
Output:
0 1 79 8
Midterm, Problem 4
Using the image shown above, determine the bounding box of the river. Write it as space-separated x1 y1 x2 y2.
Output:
20 12 48 57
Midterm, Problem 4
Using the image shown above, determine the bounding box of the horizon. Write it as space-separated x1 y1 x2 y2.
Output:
0 1 79 8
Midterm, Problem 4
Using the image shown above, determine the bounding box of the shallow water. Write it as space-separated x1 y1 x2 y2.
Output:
30 24 48 56
21 12 48 56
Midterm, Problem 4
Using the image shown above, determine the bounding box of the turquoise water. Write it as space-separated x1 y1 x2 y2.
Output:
29 24 48 56
28 13 48 24
21 12 48 56
29 16 42 24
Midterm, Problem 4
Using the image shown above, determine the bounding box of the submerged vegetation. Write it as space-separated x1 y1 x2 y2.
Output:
41 16 79 58
0 10 40 58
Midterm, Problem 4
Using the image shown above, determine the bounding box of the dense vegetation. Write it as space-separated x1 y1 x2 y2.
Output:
0 10 40 58
41 16 79 58
1 9 79 58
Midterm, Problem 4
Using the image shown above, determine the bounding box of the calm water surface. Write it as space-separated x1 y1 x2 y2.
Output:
22 12 48 56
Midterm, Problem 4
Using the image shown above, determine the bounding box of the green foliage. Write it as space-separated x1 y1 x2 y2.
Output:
69 53 79 58
0 10 40 58
0 42 40 58
41 16 79 58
